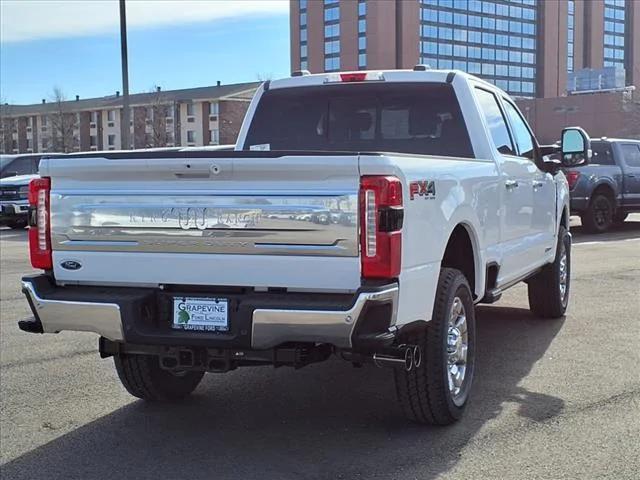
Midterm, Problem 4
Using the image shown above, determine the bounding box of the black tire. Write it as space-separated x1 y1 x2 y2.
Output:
114 354 204 401
394 268 476 425
581 193 613 233
8 219 27 229
527 225 571 319
613 211 628 225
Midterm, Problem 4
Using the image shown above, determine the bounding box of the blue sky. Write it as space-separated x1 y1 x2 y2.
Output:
0 0 290 105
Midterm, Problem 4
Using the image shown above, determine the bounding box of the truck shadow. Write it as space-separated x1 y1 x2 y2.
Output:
1 306 564 480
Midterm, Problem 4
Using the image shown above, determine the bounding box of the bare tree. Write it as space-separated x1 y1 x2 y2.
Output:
133 86 171 148
49 87 77 153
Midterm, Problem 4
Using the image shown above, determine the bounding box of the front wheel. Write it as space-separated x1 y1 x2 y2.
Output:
581 194 613 233
7 219 28 229
114 354 204 401
527 226 571 319
395 268 476 425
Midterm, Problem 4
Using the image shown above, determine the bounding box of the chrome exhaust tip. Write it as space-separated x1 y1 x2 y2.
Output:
412 345 422 369
404 346 414 371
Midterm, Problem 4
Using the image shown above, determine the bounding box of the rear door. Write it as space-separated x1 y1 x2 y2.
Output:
501 98 556 261
45 153 362 291
474 87 536 282
618 143 640 207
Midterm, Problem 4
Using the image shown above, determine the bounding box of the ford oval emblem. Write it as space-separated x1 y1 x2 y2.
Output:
60 260 82 271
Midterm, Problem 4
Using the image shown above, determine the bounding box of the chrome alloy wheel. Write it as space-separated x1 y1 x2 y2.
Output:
558 241 568 305
447 297 468 404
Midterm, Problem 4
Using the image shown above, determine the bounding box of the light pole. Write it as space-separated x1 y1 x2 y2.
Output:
119 0 130 150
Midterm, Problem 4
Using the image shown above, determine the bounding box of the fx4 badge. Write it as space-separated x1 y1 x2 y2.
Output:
409 180 436 200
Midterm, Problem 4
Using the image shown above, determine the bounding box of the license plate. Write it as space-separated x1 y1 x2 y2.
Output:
172 297 229 332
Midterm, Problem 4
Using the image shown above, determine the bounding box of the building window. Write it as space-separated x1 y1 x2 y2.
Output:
358 1 366 17
603 0 626 70
89 111 98 124
567 0 575 72
107 110 116 122
323 1 340 72
90 135 97 147
209 129 219 145
325 57 340 71
325 23 339 38
299 0 308 71
40 116 47 127
187 130 195 143
358 0 366 69
41 138 48 151
324 6 339 22
186 103 195 117
108 134 116 146
209 102 219 117
419 0 538 97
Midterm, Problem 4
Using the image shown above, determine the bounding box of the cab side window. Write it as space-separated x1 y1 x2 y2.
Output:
474 88 515 156
621 144 640 167
502 100 536 161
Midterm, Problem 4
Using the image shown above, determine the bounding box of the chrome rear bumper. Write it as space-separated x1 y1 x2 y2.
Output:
20 276 398 350
252 286 398 349
22 280 124 341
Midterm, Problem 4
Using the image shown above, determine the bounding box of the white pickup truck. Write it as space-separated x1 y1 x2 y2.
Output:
20 69 590 425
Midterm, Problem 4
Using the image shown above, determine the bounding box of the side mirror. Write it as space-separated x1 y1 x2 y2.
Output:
560 127 590 167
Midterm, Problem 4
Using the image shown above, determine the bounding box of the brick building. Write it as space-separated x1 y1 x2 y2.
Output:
0 82 260 154
290 0 640 99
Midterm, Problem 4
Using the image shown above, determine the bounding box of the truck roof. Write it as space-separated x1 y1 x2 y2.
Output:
268 68 499 93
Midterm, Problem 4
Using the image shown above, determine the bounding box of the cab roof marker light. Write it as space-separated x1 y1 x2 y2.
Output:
324 72 385 84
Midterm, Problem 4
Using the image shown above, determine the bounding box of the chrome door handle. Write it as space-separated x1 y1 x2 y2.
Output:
505 180 519 190
533 180 545 188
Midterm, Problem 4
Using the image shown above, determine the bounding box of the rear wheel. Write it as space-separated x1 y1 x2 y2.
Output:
528 226 571 319
114 354 204 401
581 193 613 233
394 268 476 425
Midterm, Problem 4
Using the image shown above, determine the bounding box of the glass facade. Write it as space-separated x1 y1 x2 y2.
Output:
419 0 538 97
299 0 308 70
324 1 340 72
567 0 574 72
603 0 625 69
358 1 367 69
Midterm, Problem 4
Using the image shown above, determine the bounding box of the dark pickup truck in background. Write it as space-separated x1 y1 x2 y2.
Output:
565 139 640 233
0 154 42 229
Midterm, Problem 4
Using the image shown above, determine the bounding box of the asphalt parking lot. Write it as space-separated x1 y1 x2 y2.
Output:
1 216 639 480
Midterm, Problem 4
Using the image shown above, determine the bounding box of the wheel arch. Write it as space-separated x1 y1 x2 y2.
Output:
590 181 617 202
440 222 483 300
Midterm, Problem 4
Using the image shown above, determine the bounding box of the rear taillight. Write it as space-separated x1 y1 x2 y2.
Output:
360 176 403 279
566 170 580 190
28 178 52 270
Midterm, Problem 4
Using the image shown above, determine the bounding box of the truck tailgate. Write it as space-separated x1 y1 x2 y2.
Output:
43 154 361 291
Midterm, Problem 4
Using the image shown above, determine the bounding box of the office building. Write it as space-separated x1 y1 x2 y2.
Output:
290 0 640 98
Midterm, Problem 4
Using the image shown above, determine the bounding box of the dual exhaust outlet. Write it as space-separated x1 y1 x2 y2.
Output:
372 345 421 372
